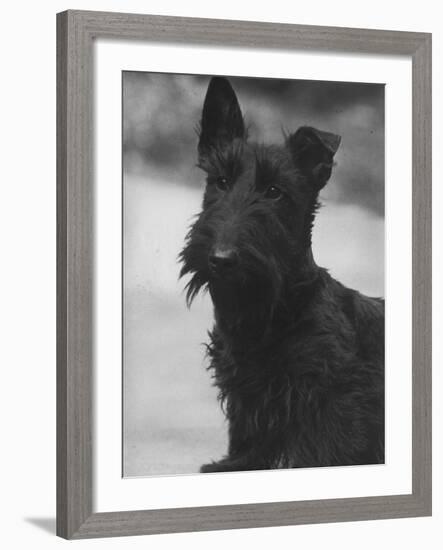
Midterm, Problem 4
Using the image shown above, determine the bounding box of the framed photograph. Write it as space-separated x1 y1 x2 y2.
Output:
57 10 432 539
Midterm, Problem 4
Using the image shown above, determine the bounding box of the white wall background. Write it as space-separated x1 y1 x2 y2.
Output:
0 0 440 548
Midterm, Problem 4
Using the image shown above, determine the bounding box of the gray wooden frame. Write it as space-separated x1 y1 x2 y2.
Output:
57 9 432 539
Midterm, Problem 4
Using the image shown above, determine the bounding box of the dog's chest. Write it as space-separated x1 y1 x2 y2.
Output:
213 328 327 377
209 326 342 411
211 340 297 403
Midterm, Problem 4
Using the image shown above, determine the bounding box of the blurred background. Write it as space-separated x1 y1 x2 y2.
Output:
123 72 385 477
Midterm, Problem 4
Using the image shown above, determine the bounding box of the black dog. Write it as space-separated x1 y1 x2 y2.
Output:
180 77 384 472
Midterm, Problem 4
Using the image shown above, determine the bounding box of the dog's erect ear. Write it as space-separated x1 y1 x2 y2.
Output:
287 126 341 190
198 77 245 156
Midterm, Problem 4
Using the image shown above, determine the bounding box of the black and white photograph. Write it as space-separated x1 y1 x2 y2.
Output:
123 72 385 477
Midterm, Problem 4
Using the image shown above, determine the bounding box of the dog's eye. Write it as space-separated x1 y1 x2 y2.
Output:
215 177 228 191
265 186 283 200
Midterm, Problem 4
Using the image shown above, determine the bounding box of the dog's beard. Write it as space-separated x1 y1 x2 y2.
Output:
181 243 283 299
179 236 211 306
213 261 283 337
180 247 287 346
181 270 210 306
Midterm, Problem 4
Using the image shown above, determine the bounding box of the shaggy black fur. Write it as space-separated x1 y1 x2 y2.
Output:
180 76 385 472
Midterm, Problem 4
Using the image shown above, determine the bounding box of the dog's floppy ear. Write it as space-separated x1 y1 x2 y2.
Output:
198 77 245 156
287 126 341 190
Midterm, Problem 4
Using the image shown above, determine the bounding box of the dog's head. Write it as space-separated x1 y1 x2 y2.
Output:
180 77 340 312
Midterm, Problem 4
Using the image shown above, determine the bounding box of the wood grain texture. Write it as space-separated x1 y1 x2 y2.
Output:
68 9 428 54
56 9 432 539
57 10 93 539
411 34 432 511
72 494 427 539
56 11 68 537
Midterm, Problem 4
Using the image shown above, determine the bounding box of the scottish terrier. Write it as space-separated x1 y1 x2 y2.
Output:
180 76 384 472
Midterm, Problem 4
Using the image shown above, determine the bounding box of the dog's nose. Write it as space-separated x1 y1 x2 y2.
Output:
209 248 239 273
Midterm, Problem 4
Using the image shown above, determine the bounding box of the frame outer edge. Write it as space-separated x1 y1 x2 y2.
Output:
411 33 432 515
67 9 428 55
56 9 432 538
56 10 94 539
56 10 69 539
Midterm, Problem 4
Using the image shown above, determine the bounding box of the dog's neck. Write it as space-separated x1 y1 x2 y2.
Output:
211 247 321 353
293 247 318 284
